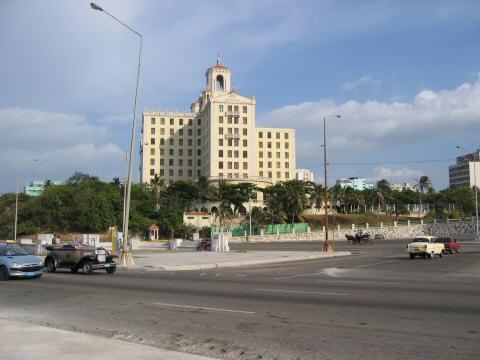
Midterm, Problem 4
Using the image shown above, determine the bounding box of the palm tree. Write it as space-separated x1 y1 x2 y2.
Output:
44 179 52 188
150 174 166 204
308 182 324 228
195 176 217 205
417 175 433 217
330 184 345 213
111 177 121 188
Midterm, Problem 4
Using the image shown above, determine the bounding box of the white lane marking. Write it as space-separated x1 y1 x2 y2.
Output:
154 302 255 314
352 260 399 268
317 280 398 286
275 272 323 280
254 288 349 296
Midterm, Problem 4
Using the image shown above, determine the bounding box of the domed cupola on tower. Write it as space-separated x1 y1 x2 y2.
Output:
205 54 231 95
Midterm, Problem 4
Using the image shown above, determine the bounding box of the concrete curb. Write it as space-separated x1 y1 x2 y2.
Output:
117 251 351 272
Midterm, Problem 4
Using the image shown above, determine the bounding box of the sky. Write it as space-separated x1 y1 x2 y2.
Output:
1 0 480 193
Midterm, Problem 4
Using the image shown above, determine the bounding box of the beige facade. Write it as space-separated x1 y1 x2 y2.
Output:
140 60 296 187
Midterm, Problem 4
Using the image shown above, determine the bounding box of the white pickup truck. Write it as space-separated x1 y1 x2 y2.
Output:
407 236 444 259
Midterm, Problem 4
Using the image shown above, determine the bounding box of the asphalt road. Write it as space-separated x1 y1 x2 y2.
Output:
1 241 480 360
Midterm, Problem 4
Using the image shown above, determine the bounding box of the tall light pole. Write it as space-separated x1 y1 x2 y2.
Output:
456 145 479 241
14 159 38 242
323 115 341 252
91 2 142 265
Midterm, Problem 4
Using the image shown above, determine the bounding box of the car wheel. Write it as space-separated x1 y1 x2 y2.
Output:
409 253 415 259
438 252 443 258
106 267 116 274
0 266 9 281
82 261 94 275
34 274 42 279
70 267 78 273
45 259 56 273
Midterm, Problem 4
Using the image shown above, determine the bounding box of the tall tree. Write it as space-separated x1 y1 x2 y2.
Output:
150 173 166 204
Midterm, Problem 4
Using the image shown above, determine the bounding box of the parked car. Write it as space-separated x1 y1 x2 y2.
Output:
407 236 444 259
0 241 44 281
436 237 460 254
44 244 116 275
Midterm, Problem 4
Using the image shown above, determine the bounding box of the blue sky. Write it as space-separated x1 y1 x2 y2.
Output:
1 0 480 193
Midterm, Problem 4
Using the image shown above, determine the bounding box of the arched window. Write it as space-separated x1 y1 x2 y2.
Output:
215 75 224 91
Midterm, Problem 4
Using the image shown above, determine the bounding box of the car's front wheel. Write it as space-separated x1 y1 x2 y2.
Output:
0 266 9 281
106 267 116 274
409 253 415 259
82 261 94 275
45 259 56 273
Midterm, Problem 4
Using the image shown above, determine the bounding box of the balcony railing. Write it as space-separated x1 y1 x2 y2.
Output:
225 111 240 116
225 133 240 139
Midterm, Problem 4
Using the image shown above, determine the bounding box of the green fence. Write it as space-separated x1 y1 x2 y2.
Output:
210 223 308 237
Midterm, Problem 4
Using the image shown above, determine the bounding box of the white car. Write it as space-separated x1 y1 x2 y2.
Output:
407 236 444 259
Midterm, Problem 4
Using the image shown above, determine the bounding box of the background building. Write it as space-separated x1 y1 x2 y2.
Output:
336 177 373 191
390 183 418 192
140 59 296 188
296 168 314 182
24 180 62 197
449 149 480 188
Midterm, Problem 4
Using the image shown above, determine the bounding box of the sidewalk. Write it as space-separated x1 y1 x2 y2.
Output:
120 251 351 271
0 319 218 360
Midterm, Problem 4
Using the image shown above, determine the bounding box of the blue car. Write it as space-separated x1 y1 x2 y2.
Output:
0 242 44 280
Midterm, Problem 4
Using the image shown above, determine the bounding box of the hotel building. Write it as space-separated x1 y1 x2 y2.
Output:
140 59 296 190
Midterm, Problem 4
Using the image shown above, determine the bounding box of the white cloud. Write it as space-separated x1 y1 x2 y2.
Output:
342 75 381 91
259 79 480 166
369 167 424 183
0 108 125 193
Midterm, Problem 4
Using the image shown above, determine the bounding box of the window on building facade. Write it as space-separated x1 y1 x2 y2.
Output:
219 116 223 124
219 127 223 135
150 138 155 145
197 118 202 126
285 162 289 168
170 129 174 135
151 128 155 135
197 129 201 136
219 161 224 169
150 169 154 175
268 162 272 168
179 118 183 125
170 118 174 125
219 139 223 146
268 152 272 158
234 138 239 147
259 151 263 158
179 159 184 166
169 138 174 145
276 162 280 168
160 169 164 176
169 159 174 166
228 105 232 111
197 170 201 177
259 161 263 168
160 118 165 125
234 162 239 169
197 149 201 156
267 142 272 148
228 162 232 169
188 139 192 146
267 132 271 139
188 169 192 176
243 173 248 179
150 148 155 155
276 133 280 139
259 141 263 148
150 159 155 166
188 118 193 125
276 152 280 158
188 129 193 136
219 105 223 112
179 169 183 176
227 150 232 157
160 148 165 156
284 133 289 139
276 142 280 149
219 172 223 177
160 159 164 165
179 139 183 146
228 139 233 147
285 172 289 179
179 129 183 136
169 169 174 176
285 152 289 158
242 106 247 113
179 149 183 156
259 171 264 177
160 128 165 135
197 159 201 166
268 171 272 178
234 150 239 158
234 117 239 125
188 149 193 156
169 149 174 156
188 159 192 166
285 143 289 149
243 151 247 158
243 139 248 147
277 172 281 178
227 116 232 124
219 150 223 157
151 117 156 125
243 128 247 136
243 162 248 170
242 117 247 125
259 132 263 138
234 105 239 112
197 139 201 146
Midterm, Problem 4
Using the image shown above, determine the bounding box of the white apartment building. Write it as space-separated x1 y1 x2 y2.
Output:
449 150 480 188
140 59 296 190
336 177 374 191
296 168 314 182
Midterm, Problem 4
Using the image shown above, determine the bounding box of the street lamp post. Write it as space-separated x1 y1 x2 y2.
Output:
456 145 479 241
14 159 38 242
323 115 341 252
91 2 143 265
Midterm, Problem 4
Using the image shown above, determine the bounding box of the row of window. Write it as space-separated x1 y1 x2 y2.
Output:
150 117 201 126
259 161 290 169
218 173 250 179
218 105 248 113
150 128 201 136
150 138 201 147
149 169 201 177
150 148 201 157
259 131 289 140
258 171 290 179
219 116 248 125
150 158 201 167
218 138 248 147
218 161 248 170
259 141 289 149
259 151 290 159
218 127 248 136
218 150 248 158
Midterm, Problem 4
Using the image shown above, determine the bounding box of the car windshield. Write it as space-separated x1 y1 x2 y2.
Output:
413 238 429 242
0 243 30 256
